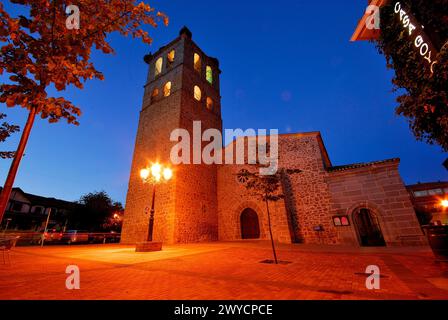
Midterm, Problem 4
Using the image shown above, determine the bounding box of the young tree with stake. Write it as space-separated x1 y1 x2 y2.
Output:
237 167 301 264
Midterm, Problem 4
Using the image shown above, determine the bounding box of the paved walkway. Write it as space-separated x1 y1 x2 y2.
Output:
1 241 448 300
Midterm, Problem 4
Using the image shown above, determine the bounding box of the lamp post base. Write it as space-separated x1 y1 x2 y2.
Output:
135 241 163 252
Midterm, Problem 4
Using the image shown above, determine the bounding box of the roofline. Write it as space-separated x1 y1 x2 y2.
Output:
223 131 323 148
406 181 448 189
2 187 76 206
147 31 221 71
327 158 400 173
315 132 332 168
23 192 76 206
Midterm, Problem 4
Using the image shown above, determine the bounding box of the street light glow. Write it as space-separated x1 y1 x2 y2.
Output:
442 199 448 208
140 168 150 180
151 163 162 177
141 163 172 183
163 168 173 181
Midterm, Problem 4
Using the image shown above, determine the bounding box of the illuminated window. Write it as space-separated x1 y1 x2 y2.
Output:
414 190 428 197
194 53 201 73
206 66 213 84
333 217 341 226
151 88 159 103
429 189 444 196
167 50 175 67
333 216 350 226
163 82 172 97
194 86 201 101
206 97 213 110
340 216 349 226
155 57 163 77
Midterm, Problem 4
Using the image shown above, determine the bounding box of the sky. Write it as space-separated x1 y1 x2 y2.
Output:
1 0 447 204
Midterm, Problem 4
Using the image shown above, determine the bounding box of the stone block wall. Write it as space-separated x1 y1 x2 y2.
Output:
217 162 292 243
217 133 339 245
327 161 427 246
122 32 222 244
121 87 181 244
276 133 338 244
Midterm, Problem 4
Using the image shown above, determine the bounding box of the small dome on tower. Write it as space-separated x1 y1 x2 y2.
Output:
179 26 192 40
143 53 153 65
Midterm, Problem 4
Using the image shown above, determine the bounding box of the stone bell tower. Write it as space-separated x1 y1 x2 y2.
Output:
121 27 223 244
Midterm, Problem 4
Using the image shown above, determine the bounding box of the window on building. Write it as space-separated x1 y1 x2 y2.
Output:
12 202 23 212
34 207 43 214
167 50 175 67
444 188 448 194
163 82 172 97
237 169 250 184
429 189 443 196
194 53 201 73
151 88 159 103
414 190 428 197
206 66 213 84
206 97 213 110
194 86 202 101
333 217 341 226
154 57 163 77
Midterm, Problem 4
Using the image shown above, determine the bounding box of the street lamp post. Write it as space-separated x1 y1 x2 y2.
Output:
147 184 156 242
136 163 173 252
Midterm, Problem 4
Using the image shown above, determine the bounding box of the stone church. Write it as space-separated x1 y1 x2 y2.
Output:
121 27 426 247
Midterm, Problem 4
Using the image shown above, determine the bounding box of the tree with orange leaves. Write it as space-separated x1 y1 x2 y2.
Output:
0 0 168 223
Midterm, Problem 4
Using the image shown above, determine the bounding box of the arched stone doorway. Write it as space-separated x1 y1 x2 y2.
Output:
353 208 386 247
240 208 260 239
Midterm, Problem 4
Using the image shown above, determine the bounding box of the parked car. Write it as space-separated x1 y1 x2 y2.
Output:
42 229 63 243
106 232 121 243
88 232 121 244
88 232 106 244
28 229 62 245
62 230 89 244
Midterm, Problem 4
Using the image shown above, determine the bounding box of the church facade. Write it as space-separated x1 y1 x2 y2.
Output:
121 28 426 247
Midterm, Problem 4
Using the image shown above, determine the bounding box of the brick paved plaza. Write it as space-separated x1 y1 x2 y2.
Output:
1 242 448 300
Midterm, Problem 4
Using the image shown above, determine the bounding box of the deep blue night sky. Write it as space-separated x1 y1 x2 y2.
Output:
1 1 447 204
